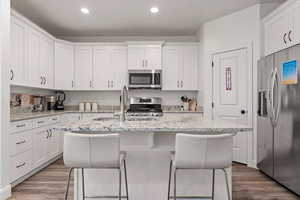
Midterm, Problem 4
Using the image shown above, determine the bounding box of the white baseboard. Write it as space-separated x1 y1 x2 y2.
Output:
247 160 257 169
0 184 11 200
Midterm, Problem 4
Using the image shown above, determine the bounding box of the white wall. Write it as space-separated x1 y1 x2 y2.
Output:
58 36 197 43
0 0 11 198
197 4 261 167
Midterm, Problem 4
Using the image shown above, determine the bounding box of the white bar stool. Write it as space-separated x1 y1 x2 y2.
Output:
167 133 234 200
63 132 129 200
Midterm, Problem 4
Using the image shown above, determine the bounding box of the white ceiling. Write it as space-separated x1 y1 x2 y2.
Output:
11 0 284 37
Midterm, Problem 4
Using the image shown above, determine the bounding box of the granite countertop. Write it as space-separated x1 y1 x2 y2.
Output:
57 114 252 134
10 109 203 122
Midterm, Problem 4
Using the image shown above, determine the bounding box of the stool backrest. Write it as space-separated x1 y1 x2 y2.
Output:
63 132 120 168
175 133 233 169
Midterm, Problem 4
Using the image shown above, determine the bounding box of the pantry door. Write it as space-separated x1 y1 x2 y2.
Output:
212 48 251 164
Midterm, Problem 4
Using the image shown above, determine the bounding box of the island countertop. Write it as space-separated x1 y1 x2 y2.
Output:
58 114 252 134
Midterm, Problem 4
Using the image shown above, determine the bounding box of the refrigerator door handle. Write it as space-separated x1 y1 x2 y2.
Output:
274 68 281 126
268 69 276 126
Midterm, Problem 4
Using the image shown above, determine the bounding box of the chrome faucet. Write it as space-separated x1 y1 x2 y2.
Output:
120 85 128 122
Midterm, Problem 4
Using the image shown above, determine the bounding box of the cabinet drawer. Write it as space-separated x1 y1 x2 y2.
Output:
10 150 33 183
9 131 33 157
32 116 61 128
10 121 33 134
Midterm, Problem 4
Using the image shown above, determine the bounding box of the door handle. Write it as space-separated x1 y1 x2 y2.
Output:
46 130 50 139
241 110 247 115
181 81 183 88
273 69 281 126
267 70 275 125
41 76 43 85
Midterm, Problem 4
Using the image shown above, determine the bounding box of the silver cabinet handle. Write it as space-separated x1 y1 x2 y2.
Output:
177 81 180 88
41 76 43 85
16 140 26 145
90 81 92 88
16 162 26 168
16 124 26 128
72 80 74 88
37 121 44 124
10 69 14 80
50 129 53 137
44 77 47 85
288 30 292 42
142 60 145 68
46 130 50 139
283 33 287 44
181 81 183 88
108 80 110 88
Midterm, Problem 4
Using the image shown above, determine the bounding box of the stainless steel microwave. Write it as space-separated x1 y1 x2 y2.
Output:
128 70 162 89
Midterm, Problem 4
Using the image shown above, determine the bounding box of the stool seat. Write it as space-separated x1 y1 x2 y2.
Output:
168 133 234 200
63 132 129 200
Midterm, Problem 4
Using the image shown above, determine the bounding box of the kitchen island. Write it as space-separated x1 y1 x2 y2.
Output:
59 113 251 200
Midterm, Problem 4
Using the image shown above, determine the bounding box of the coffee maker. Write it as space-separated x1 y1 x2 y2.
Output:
54 91 65 110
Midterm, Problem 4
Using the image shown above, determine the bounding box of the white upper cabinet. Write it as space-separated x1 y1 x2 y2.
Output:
10 16 28 85
263 0 300 56
181 46 198 90
163 45 198 91
54 41 74 90
27 26 41 88
291 0 300 45
93 46 127 90
39 35 54 89
74 46 93 90
127 43 163 70
12 13 54 89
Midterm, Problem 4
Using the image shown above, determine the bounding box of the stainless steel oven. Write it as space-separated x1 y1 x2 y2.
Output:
128 70 162 89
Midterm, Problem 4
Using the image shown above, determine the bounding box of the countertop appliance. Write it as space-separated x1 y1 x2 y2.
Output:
54 91 65 110
257 44 300 196
127 97 163 117
32 96 45 112
128 70 162 89
46 96 55 111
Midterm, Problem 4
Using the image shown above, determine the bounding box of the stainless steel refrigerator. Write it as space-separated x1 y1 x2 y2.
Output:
258 44 300 196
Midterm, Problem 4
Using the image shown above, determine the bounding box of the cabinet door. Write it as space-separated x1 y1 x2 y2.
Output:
181 46 198 90
110 47 127 90
28 27 41 87
128 47 145 70
10 16 27 85
162 46 181 90
75 46 93 90
55 42 74 90
47 128 60 159
32 130 48 168
264 11 291 55
93 46 110 90
291 1 300 45
145 47 162 69
40 35 54 89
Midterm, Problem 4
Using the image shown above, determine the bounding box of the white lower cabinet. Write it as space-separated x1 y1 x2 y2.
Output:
32 129 48 168
10 150 33 183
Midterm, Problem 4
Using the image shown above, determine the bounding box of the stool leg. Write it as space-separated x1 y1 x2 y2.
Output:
82 169 85 200
173 168 177 200
65 168 74 200
212 169 215 200
124 160 129 200
167 160 172 200
119 168 122 200
222 169 231 200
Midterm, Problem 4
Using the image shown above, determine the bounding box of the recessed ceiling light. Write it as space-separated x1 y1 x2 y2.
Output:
150 7 159 14
80 7 90 15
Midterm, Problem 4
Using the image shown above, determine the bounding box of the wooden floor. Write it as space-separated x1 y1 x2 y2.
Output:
8 159 300 200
